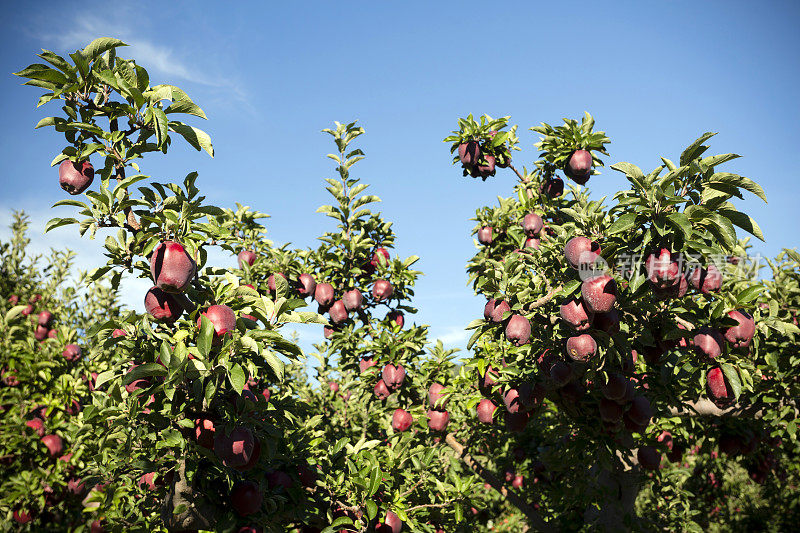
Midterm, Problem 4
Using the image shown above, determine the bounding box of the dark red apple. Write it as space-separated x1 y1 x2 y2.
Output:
34 325 48 341
111 328 127 338
505 411 529 432
387 310 404 328
194 418 215 449
197 304 236 342
505 314 531 346
231 481 262 516
392 409 413 432
7 295 18 305
297 273 317 297
645 248 682 290
342 289 363 311
359 356 377 373
214 426 255 468
144 286 183 322
478 366 498 396
602 374 628 401
512 474 524 489
693 327 724 359
328 381 339 393
328 300 348 324
376 510 403 533
458 141 481 166
724 309 755 348
267 470 293 491
477 226 493 245
382 364 406 390
26 418 45 436
566 334 597 362
374 379 391 400
564 150 592 183
21 303 34 316
138 472 157 491
503 388 526 414
372 280 393 301
599 398 624 422
58 159 94 195
37 311 53 327
267 273 287 293
477 399 497 424
581 275 617 313
489 300 510 323
564 237 602 271
689 264 722 293
540 178 564 198
237 249 257 269
706 367 734 406
42 434 63 457
314 283 335 307
560 298 593 331
478 154 496 177
521 213 544 236
150 241 196 293
62 344 82 362
427 410 449 431
550 360 572 386
47 329 57 339
371 247 391 267
428 383 447 408
524 237 540 250
13 509 32 524
627 396 652 426
637 446 661 471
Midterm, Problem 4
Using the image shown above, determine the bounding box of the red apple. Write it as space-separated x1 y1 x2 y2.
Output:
58 159 94 195
150 241 196 292
477 226 493 245
267 272 287 293
328 300 348 324
194 418 215 449
374 379 391 400
359 356 377 373
724 309 755 348
138 472 157 491
376 510 403 533
564 237 602 271
42 434 63 457
566 334 597 362
477 399 497 424
373 280 394 302
487 300 510 323
387 310 404 328
581 275 617 313
458 141 481 166
560 298 593 331
627 396 653 427
521 213 544 236
297 273 317 297
427 409 449 431
37 311 53 327
592 309 620 334
428 383 447 409
638 446 661 470
13 509 32 524
111 328 127 338
214 426 255 468
197 304 236 342
34 325 48 341
144 286 184 322
371 247 391 267
706 367 734 406
689 264 722 293
62 344 82 362
237 249 257 269
26 418 45 436
382 364 406 390
645 248 682 290
541 177 564 198
392 408 413 432
505 314 531 346
314 282 335 307
602 374 628 401
231 481 262 516
342 289 363 311
524 237 541 250
693 327 724 359
564 149 592 183
266 470 293 491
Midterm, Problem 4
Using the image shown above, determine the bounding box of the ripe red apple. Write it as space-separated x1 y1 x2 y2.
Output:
197 304 236 343
8 295 19 305
512 474 524 489
503 388 527 414
560 298 593 331
58 159 94 195
34 325 48 341
359 356 377 373
645 248 682 290
602 373 628 401
593 309 620 334
428 383 447 408
627 396 652 426
235 437 262 472
62 344 82 362
13 509 32 524
111 328 127 338
298 463 317 488
374 379 391 400
505 314 531 346
566 334 597 362
486 300 510 323
314 282 335 307
138 472 157 491
689 264 722 293
42 434 63 457
478 154 496 177
392 408 413 432
505 411 529 433
297 273 317 297
342 289 363 311
478 366 498 396
693 327 724 359
144 286 184 322
476 399 497 424
581 275 617 314
637 446 661 471
521 213 544 236
564 237 602 271
524 237 540 250
47 329 57 339
214 426 255 468
26 417 45 436
382 364 406 390
564 149 592 183
267 470 293 491
371 247 391 267
67 477 86 495
706 367 734 405
458 141 481 166
540 177 564 198
328 300 348 324
387 310 404 328
37 311 53 327
427 409 450 431
21 304 34 316
376 510 403 533
724 309 755 348
477 226 493 245
194 418 215 449
550 360 572 386
372 280 393 301
599 398 624 422
237 249 257 269
231 481 262 516
150 241 196 292
328 381 339 393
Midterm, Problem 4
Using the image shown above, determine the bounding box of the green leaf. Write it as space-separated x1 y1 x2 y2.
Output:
150 107 169 148
717 208 765 241
45 217 79 232
168 122 214 157
666 212 692 240
198 316 214 357
122 363 167 386
94 370 117 390
263 349 285 381
367 465 381 496
228 363 246 394
736 285 764 305
700 212 737 251
607 212 638 235
680 132 717 165
707 172 767 202
366 500 378 521
83 38 128 60
166 99 208 119
720 363 742 400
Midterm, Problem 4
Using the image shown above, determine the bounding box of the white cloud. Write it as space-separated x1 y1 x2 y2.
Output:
435 326 470 347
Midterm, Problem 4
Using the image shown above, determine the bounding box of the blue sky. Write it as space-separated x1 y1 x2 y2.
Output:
1 0 798 355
